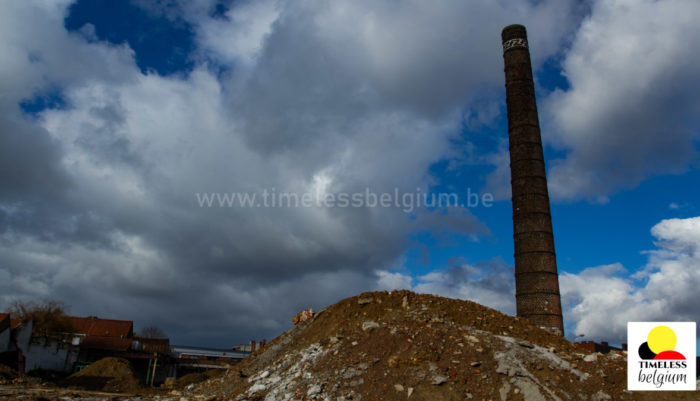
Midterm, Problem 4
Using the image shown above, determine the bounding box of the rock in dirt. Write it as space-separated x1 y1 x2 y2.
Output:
361 321 380 331
291 308 314 325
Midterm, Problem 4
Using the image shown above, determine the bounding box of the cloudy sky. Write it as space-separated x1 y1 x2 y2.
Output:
1 0 699 349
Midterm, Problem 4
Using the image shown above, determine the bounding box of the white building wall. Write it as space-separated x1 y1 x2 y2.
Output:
14 320 33 354
25 338 78 373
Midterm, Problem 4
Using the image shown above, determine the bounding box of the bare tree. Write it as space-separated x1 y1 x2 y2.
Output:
6 300 74 337
137 325 168 339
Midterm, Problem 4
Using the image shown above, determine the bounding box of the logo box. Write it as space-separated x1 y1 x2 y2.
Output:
627 322 696 391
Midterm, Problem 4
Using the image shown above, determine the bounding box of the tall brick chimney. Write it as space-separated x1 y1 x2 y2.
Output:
501 24 564 335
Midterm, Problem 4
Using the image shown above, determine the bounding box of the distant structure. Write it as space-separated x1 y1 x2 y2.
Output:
0 312 252 383
501 24 564 335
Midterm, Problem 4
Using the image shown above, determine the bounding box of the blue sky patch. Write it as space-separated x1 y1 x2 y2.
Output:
64 0 195 76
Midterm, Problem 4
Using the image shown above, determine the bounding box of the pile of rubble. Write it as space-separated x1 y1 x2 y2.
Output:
188 290 698 401
0 364 25 386
174 369 226 389
61 357 141 393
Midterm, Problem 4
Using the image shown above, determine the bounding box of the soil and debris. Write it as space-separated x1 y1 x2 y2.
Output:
175 369 227 389
61 357 141 393
0 364 20 385
1 290 699 400
187 290 698 401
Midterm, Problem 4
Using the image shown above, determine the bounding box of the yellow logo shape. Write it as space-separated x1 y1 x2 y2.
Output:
647 325 677 354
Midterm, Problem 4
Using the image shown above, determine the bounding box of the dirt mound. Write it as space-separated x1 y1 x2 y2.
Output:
187 290 698 401
0 363 20 384
61 357 140 393
0 363 42 387
175 369 225 388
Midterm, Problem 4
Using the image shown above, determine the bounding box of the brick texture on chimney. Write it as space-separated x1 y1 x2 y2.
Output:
502 24 564 336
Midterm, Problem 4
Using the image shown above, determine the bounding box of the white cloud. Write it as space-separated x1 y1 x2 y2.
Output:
649 217 700 253
544 0 700 201
375 270 413 291
561 216 700 343
195 0 280 66
0 1 136 107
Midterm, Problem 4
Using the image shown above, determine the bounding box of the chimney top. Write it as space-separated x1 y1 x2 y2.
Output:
501 24 527 42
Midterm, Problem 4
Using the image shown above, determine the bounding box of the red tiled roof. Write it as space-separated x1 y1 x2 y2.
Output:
68 316 133 337
10 318 28 329
0 315 32 330
81 336 132 352
65 316 134 352
0 313 9 332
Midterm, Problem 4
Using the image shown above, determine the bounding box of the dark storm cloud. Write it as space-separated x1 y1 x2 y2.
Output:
0 116 69 202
